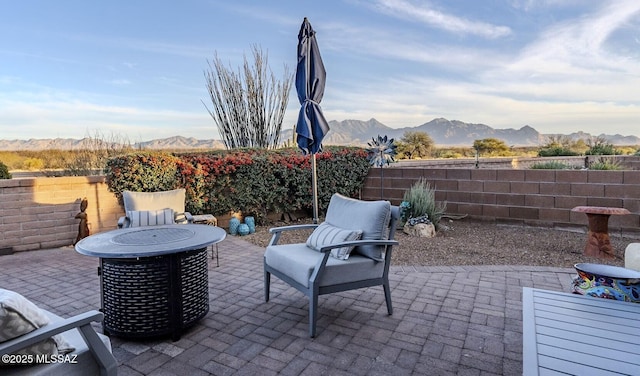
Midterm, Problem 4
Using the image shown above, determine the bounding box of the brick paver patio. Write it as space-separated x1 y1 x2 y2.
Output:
0 236 577 375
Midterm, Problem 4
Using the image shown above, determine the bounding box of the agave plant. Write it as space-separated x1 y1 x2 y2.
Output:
366 135 397 198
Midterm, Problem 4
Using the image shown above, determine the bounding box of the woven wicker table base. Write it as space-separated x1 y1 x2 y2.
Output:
100 247 208 340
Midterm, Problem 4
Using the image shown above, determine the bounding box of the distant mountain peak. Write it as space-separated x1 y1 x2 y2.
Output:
1 118 638 150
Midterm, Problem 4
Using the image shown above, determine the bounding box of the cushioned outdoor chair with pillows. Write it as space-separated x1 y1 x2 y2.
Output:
0 288 117 376
117 188 193 228
264 193 399 337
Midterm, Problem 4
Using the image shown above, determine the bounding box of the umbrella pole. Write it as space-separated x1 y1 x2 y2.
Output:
312 153 319 224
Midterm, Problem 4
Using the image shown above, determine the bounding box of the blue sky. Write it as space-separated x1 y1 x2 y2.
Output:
2 0 639 142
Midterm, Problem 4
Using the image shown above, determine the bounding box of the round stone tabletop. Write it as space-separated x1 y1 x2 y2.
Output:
75 224 227 258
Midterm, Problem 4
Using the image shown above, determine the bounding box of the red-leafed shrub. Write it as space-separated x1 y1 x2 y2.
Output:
105 147 369 223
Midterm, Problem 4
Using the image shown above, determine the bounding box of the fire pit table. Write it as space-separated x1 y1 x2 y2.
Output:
75 224 226 340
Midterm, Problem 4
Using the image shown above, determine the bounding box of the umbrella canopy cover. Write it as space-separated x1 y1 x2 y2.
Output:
296 17 330 155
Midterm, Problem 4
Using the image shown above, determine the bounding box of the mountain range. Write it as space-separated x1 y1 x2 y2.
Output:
1 118 638 150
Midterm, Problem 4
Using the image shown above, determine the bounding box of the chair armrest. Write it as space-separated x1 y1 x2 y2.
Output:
268 224 319 246
174 211 193 224
0 310 117 376
0 311 102 354
268 224 319 234
117 215 128 228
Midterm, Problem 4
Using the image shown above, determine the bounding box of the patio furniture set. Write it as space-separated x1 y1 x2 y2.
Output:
2 188 638 375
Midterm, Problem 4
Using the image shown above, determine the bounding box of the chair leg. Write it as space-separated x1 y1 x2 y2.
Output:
264 271 271 302
383 282 393 315
309 293 318 338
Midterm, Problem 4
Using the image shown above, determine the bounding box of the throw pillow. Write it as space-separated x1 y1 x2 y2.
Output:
0 289 74 363
127 208 175 227
306 222 363 260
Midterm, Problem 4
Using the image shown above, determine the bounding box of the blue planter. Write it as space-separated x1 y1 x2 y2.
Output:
238 223 250 236
244 216 256 234
229 217 240 235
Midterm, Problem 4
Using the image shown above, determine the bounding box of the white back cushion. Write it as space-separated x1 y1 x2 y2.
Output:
126 208 175 227
122 189 186 213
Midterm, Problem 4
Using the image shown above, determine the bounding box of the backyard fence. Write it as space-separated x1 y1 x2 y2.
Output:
2 156 640 252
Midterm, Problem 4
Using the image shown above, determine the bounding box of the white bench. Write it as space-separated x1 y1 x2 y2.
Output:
522 287 640 375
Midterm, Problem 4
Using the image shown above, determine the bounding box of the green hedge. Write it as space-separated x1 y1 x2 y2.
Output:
105 147 370 224
0 161 11 179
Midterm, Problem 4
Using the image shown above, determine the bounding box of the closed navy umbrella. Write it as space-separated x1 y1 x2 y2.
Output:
296 17 330 223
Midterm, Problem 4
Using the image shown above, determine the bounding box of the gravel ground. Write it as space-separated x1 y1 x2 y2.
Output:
241 217 635 268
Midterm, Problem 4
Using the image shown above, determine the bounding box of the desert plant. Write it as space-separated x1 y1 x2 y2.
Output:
203 45 293 149
396 131 434 159
473 138 511 156
23 157 45 170
0 161 11 179
585 136 620 156
402 178 446 230
537 147 579 157
589 158 623 170
530 161 574 169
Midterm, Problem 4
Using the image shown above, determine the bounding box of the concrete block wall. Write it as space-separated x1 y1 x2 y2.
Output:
362 168 640 236
0 176 121 252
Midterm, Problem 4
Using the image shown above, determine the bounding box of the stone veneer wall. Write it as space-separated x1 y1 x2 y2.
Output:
0 176 121 253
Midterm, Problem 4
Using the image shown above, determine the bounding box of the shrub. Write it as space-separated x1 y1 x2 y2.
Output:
105 147 370 224
537 147 579 157
0 161 11 179
402 178 446 230
530 161 574 169
23 157 45 170
585 136 620 156
105 152 184 202
589 158 623 170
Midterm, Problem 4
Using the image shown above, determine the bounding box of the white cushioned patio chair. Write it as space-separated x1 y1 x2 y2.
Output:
264 193 399 337
117 188 193 228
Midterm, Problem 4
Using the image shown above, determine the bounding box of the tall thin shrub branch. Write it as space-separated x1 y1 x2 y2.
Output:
203 45 293 149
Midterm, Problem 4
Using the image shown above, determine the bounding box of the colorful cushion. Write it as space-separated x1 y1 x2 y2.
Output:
0 289 73 363
126 208 175 227
306 222 363 260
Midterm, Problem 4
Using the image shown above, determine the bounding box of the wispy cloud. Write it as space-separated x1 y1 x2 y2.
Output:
319 21 508 73
0 89 214 139
370 0 511 38
510 0 640 74
108 79 131 86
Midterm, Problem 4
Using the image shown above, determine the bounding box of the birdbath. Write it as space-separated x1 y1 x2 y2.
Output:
571 206 631 259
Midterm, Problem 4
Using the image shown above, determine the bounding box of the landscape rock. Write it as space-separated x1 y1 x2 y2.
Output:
403 222 436 238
